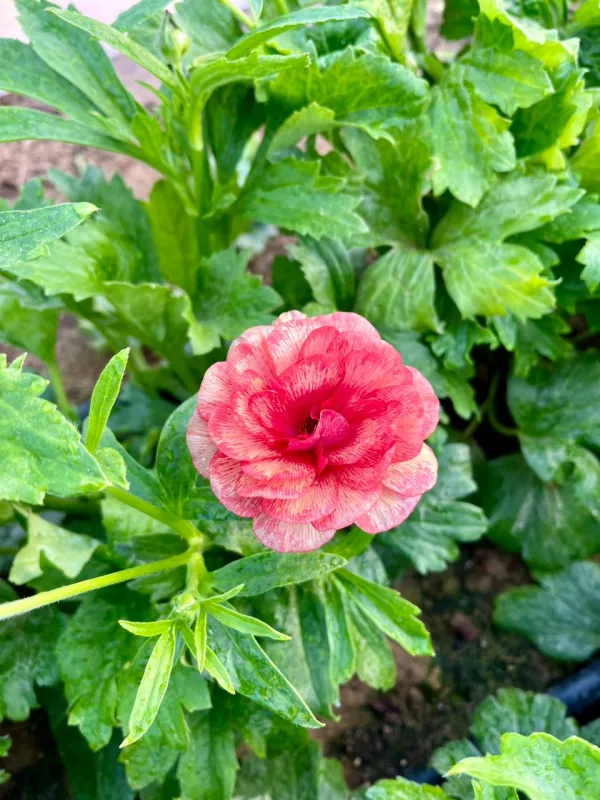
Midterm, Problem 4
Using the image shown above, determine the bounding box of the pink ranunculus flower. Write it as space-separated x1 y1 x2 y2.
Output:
187 311 439 553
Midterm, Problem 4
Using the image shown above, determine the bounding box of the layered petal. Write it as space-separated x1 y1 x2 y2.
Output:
261 473 337 523
355 490 421 534
209 453 262 517
382 444 438 497
186 410 217 478
197 363 232 421
253 514 337 553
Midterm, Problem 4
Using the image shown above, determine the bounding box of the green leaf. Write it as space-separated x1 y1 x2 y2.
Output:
449 732 600 798
177 708 238 800
119 620 173 638
57 589 152 750
0 39 101 127
0 283 59 364
572 118 600 194
114 0 171 36
227 6 370 58
0 202 96 268
289 237 355 311
355 0 413 62
155 396 204 518
0 357 107 505
195 608 208 672
240 158 367 241
118 660 211 789
269 47 428 139
213 551 347 597
191 248 282 355
577 233 600 292
366 777 448 798
0 607 62 722
122 627 177 748
458 16 552 116
508 354 600 447
9 512 99 585
434 240 555 320
16 0 136 128
208 604 291 641
86 349 129 454
493 315 572 378
477 454 600 570
50 165 161 284
322 577 356 687
175 0 241 55
442 0 479 39
51 9 180 92
355 246 440 333
495 561 600 661
204 646 236 695
208 619 321 728
471 689 578 755
431 174 583 248
0 105 134 153
336 570 433 656
340 124 431 248
261 585 339 718
148 181 199 297
429 72 515 207
512 70 592 165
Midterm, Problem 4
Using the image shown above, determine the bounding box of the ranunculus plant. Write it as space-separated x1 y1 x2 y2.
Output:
1 0 600 796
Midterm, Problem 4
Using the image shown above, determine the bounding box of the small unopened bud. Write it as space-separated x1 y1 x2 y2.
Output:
159 14 191 64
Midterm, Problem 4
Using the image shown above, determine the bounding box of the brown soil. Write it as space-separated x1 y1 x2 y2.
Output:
317 544 570 789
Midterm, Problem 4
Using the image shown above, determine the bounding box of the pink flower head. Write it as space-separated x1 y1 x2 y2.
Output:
187 311 439 553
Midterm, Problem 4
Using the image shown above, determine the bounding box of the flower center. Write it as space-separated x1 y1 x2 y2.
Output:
299 416 318 436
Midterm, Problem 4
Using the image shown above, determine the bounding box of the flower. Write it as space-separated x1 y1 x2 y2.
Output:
187 311 439 553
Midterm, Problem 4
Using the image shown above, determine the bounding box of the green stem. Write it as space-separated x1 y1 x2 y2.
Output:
0 552 190 621
105 485 199 543
47 360 74 420
218 0 255 28
487 374 519 438
274 0 290 15
186 551 207 592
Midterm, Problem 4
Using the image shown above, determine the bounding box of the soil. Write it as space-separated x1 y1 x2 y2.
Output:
317 544 571 789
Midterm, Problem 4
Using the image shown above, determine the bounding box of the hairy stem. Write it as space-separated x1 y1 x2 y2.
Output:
0 552 190 621
105 486 199 542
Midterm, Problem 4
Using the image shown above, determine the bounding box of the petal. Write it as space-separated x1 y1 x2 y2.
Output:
237 457 316 499
253 514 336 553
197 362 232 421
267 316 323 374
355 489 421 534
298 326 343 359
261 473 337 523
279 353 344 406
313 483 381 531
405 366 439 439
209 452 262 518
228 325 277 381
383 444 438 497
209 406 278 460
287 409 350 452
186 411 217 478
314 312 381 343
274 310 307 326
248 390 296 437
326 417 393 466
